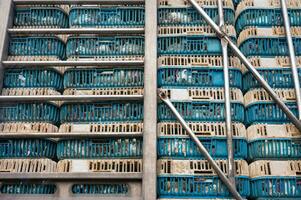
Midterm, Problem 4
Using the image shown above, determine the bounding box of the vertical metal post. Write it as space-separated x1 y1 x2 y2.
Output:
217 0 235 185
0 0 13 91
159 92 244 200
280 0 301 119
187 0 301 132
143 0 157 199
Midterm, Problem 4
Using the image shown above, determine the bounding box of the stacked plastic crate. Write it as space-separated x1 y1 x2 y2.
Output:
0 2 145 197
157 0 249 199
0 4 68 194
236 0 301 199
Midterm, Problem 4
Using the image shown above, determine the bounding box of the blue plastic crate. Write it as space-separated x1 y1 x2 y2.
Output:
243 68 301 92
64 68 144 89
72 184 128 194
60 102 143 123
0 103 59 124
158 35 223 55
158 67 242 89
69 7 144 28
239 37 301 57
250 176 301 198
4 69 63 90
66 36 144 58
9 37 65 59
57 138 142 159
158 137 247 159
158 102 245 122
245 102 298 125
158 7 234 26
0 139 56 158
14 7 68 28
248 138 301 161
158 175 250 198
0 183 56 194
236 9 301 34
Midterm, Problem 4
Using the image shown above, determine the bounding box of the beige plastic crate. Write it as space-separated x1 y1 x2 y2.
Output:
236 0 300 18
63 88 144 96
59 122 143 134
1 88 60 96
67 55 144 62
158 25 236 37
247 124 301 141
238 27 301 46
0 122 58 133
244 88 296 107
58 159 142 173
160 87 243 102
7 55 61 62
158 159 249 176
0 159 57 173
157 122 246 137
249 160 301 178
158 0 234 8
158 55 242 70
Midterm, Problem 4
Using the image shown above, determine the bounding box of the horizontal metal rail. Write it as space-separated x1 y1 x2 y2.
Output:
2 60 144 67
0 132 143 139
0 95 143 102
0 173 142 180
13 0 144 5
8 28 145 35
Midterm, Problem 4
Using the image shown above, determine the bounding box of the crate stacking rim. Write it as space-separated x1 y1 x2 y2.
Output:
72 183 128 194
245 89 299 125
57 138 142 159
157 159 250 198
69 6 145 28
0 183 56 194
158 0 235 26
9 36 65 60
60 102 143 123
158 67 242 89
63 68 144 89
4 68 63 90
158 100 245 122
14 6 69 28
0 139 56 159
247 124 301 160
66 36 144 59
0 103 60 125
235 0 301 33
249 160 301 198
0 122 59 134
157 121 247 159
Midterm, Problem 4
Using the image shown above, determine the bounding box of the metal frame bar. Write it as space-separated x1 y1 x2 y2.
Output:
280 0 301 120
0 95 143 102
13 0 144 5
159 92 244 200
187 0 301 132
2 60 144 67
142 0 157 199
217 0 235 185
8 28 144 35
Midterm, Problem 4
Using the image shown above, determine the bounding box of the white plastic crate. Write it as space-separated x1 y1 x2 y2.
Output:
157 159 249 176
244 88 296 107
63 88 144 96
0 159 57 173
0 122 58 133
1 88 60 96
59 122 143 134
160 87 243 102
249 160 301 178
158 121 246 137
57 159 142 173
158 0 234 9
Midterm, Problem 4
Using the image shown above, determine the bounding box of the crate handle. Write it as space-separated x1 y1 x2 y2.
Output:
194 131 212 136
194 170 214 175
191 95 211 101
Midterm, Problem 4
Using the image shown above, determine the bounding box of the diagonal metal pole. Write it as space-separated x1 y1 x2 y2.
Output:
159 91 244 200
217 0 235 185
280 0 301 120
187 0 301 132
